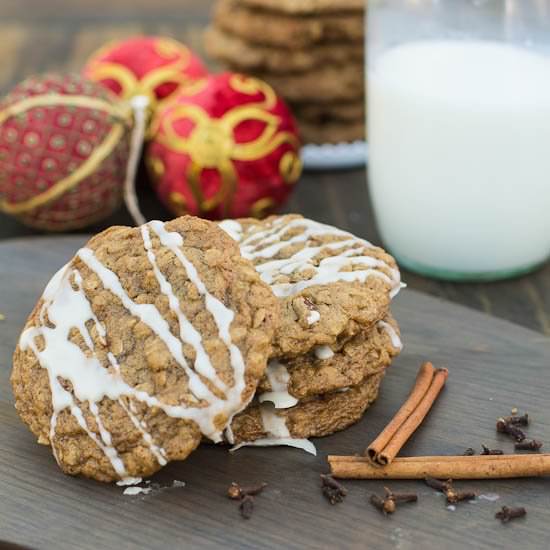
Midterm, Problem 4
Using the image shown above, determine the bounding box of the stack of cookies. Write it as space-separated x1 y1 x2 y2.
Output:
205 0 365 145
220 215 402 451
12 213 401 483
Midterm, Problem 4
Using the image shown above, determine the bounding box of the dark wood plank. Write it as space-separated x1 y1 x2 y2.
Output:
1 237 549 550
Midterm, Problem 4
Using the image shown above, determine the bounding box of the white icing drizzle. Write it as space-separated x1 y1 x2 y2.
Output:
148 221 247 407
377 320 403 351
49 412 60 466
19 220 252 481
141 224 226 393
118 397 167 466
220 217 402 299
314 345 334 360
306 310 320 325
218 219 244 242
230 402 317 456
107 352 167 465
223 387 256 445
77 247 215 404
258 359 298 409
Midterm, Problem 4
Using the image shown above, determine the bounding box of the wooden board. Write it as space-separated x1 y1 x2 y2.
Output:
1 236 550 550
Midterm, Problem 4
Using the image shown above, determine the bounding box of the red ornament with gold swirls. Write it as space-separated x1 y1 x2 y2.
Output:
83 36 208 107
0 73 131 231
146 72 302 219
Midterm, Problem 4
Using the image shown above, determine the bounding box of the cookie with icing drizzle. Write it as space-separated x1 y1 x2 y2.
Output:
257 314 401 405
11 216 279 482
219 214 402 358
228 372 384 451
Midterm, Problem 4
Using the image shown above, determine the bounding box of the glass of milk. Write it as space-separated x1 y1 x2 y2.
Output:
367 0 550 280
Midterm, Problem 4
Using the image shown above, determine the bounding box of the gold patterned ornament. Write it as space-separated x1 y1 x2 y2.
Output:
83 36 208 109
147 73 302 220
0 74 132 231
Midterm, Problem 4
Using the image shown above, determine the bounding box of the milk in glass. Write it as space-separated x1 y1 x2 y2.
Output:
368 40 550 277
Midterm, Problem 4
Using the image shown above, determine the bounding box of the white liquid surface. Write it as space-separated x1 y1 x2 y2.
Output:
369 40 550 274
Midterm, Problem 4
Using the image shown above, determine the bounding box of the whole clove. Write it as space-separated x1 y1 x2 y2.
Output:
384 487 418 504
502 413 529 427
370 494 393 514
514 439 543 451
481 444 504 455
227 482 242 500
496 418 526 442
424 477 475 504
370 487 418 515
463 448 475 456
370 494 396 514
425 477 451 493
495 506 526 523
445 488 476 504
321 474 347 505
239 495 255 519
227 481 268 500
227 481 268 519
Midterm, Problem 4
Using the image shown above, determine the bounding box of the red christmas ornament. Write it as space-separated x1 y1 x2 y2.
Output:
0 73 131 231
146 72 302 219
83 36 208 106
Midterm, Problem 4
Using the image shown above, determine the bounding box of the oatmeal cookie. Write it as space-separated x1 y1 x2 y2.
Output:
205 25 363 74
228 372 384 445
11 216 279 482
214 0 364 48
258 315 401 403
219 215 401 358
292 100 365 123
240 63 365 103
238 0 364 14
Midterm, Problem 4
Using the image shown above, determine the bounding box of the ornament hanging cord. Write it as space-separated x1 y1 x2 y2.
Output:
124 95 149 226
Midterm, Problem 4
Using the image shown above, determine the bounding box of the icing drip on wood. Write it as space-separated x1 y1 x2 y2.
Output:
19 220 251 481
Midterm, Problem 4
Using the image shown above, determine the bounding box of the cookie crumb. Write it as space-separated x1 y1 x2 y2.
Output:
172 480 186 488
117 477 142 486
123 486 152 496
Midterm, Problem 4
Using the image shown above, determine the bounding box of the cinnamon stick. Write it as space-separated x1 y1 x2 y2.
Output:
367 362 435 461
328 454 550 480
367 362 448 465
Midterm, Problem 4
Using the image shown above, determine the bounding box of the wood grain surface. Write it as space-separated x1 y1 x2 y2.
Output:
0 237 549 550
1 0 549 338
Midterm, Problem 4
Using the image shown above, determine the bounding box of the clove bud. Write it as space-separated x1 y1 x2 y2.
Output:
514 439 543 451
481 444 504 455
496 418 526 442
502 413 529 426
495 506 526 523
425 477 476 504
321 474 347 505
